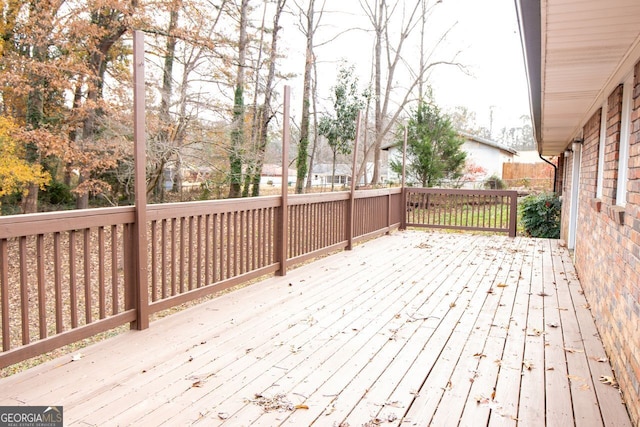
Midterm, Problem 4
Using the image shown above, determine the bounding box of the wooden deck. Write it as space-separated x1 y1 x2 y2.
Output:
0 231 632 426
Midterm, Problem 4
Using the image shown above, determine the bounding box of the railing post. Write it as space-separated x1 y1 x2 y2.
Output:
277 86 290 276
347 111 361 250
509 190 518 238
400 127 408 230
132 30 149 329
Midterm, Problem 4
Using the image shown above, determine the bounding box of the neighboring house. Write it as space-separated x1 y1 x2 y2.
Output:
260 164 297 187
309 163 353 188
382 132 517 187
517 1 640 424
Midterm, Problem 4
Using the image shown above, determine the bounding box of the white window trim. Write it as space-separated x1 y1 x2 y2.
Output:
596 101 607 198
616 77 633 206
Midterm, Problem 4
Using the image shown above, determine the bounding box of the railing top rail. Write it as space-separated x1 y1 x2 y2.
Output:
146 195 281 221
406 187 518 197
0 206 136 238
288 191 350 205
354 187 402 198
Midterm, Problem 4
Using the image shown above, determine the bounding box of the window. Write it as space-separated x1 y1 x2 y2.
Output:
596 101 607 198
616 77 632 206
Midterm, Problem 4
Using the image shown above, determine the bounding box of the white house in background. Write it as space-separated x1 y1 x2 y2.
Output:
382 132 518 187
260 164 297 187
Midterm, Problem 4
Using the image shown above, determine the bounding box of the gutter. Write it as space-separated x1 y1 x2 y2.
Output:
539 153 557 193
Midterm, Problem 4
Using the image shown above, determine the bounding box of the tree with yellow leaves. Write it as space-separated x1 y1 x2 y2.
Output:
0 117 50 209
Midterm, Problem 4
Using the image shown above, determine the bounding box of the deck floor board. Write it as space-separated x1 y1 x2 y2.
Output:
0 231 632 426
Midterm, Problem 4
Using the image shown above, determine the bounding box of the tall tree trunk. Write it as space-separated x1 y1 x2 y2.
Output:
77 9 128 209
228 0 249 199
305 58 319 190
331 150 337 192
250 0 287 197
296 0 315 194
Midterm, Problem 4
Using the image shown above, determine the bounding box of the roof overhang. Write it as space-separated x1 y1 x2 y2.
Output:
515 0 640 156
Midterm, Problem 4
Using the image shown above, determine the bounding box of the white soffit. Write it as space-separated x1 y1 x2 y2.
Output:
540 0 640 155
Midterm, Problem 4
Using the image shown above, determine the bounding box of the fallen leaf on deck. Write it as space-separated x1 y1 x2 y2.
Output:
538 292 551 297
523 360 534 370
600 375 619 388
386 413 398 422
450 302 456 308
192 380 203 388
475 395 491 404
295 404 309 410
580 384 591 391
567 375 586 382
487 288 494 294
473 352 486 358
71 353 83 362
564 347 584 354
527 328 544 336
592 357 608 363
547 322 559 328
497 283 508 288
217 412 229 420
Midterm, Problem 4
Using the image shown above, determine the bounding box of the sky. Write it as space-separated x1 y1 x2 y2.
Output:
280 0 532 134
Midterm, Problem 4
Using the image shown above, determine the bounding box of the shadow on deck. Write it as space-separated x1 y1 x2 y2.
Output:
0 230 631 426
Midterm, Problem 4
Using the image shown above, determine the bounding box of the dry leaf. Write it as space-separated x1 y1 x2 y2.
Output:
218 412 229 420
546 322 559 328
475 395 490 404
295 404 309 410
497 283 508 288
523 360 534 370
580 384 591 391
600 375 619 388
192 380 203 388
450 302 456 308
473 352 486 358
564 347 584 354
538 292 551 297
487 288 494 294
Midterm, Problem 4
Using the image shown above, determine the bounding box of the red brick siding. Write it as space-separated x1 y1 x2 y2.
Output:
569 62 640 425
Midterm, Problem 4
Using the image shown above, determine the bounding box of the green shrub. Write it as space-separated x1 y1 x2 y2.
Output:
484 174 506 190
519 192 561 238
40 181 74 206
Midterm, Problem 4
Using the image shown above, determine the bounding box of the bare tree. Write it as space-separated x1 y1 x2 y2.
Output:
245 0 287 197
228 0 250 198
294 0 326 194
359 0 465 185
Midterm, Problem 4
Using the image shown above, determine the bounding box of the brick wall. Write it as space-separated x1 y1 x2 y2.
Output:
568 62 640 424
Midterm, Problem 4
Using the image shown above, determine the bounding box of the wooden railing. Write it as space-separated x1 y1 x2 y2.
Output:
404 188 519 237
0 188 403 369
0 186 520 369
